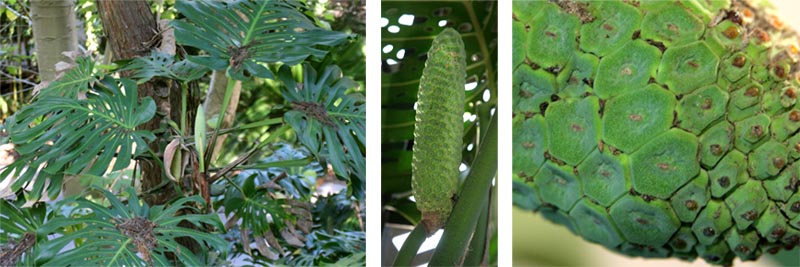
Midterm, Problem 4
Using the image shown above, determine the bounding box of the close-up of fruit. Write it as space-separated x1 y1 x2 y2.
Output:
512 0 800 266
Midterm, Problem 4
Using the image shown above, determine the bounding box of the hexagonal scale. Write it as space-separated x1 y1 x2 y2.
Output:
602 84 675 152
569 198 624 247
770 109 800 141
785 194 800 219
579 1 643 57
691 200 733 245
640 2 704 46
657 41 720 95
512 174 542 211
610 195 681 246
513 115 547 178
669 227 698 253
513 65 555 114
724 179 769 230
534 163 582 211
747 140 788 179
755 202 790 243
733 114 770 153
670 170 710 222
577 149 629 207
708 150 747 198
721 52 752 83
545 97 601 166
527 3 579 69
593 40 662 99
676 85 729 134
761 161 796 202
725 230 762 261
695 242 734 265
630 128 700 199
698 121 734 169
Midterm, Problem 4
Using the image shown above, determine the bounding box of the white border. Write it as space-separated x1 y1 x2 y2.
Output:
365 0 382 266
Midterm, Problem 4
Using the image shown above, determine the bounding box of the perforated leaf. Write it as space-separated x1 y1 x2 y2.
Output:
35 187 226 267
119 50 209 83
1 77 156 200
278 63 365 199
172 0 350 80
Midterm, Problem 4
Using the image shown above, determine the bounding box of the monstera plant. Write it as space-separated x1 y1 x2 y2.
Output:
0 0 365 266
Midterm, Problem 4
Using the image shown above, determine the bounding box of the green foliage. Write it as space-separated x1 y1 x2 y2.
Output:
278 63 366 200
2 76 155 200
34 187 226 266
172 0 350 80
37 55 100 98
282 230 365 266
119 50 209 83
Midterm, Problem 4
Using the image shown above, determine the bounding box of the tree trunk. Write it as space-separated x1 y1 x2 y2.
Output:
96 0 179 205
30 0 77 82
30 0 80 197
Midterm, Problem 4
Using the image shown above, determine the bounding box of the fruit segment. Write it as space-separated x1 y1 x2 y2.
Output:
513 0 800 265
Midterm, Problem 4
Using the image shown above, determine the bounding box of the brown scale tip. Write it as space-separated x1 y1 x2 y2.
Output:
722 26 740 39
732 55 747 68
745 86 760 97
786 88 797 99
685 200 698 211
789 110 800 122
771 227 787 239
773 157 786 169
791 201 800 212
718 176 730 188
751 125 764 138
736 245 751 254
742 210 759 221
710 144 724 156
754 29 771 43
703 227 716 237
672 238 687 249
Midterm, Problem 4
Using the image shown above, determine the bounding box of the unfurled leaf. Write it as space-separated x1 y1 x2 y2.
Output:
172 0 351 80
2 77 155 200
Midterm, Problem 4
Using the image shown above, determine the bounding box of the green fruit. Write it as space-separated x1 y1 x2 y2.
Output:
412 28 466 235
513 1 800 265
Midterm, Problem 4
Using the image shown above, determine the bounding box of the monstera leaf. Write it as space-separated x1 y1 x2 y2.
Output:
35 187 226 266
172 0 351 80
1 77 156 199
278 63 366 200
38 55 100 98
119 50 209 83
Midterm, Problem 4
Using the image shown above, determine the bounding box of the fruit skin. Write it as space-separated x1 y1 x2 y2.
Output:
412 28 466 235
513 0 800 265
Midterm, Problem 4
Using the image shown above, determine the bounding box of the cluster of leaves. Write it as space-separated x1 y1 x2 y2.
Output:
0 0 366 266
2 73 155 200
2 187 225 266
216 143 364 265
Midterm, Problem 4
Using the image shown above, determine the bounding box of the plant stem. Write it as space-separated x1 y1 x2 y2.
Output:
181 82 188 135
462 193 489 266
205 77 236 170
392 223 427 267
429 114 497 266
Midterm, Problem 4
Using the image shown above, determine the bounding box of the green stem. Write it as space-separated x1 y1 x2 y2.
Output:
205 77 236 170
462 192 490 266
429 114 497 266
392 223 427 267
181 82 188 135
